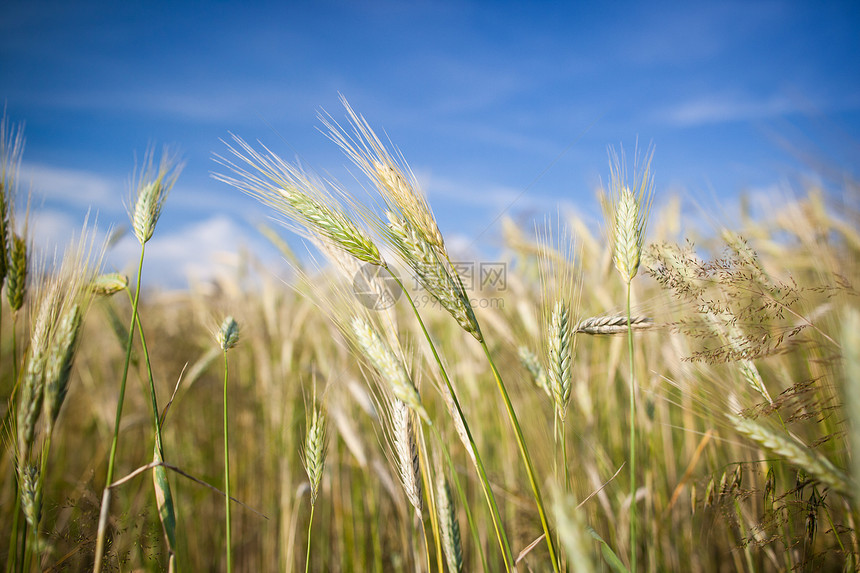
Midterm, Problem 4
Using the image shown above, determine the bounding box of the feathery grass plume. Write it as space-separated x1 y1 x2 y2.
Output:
130 148 184 244
518 345 551 398
91 272 128 296
575 315 654 335
436 474 463 573
321 96 445 250
844 309 860 499
351 315 430 423
214 136 383 265
728 414 851 497
385 213 482 340
604 145 655 284
302 397 328 505
389 397 423 517
6 232 28 312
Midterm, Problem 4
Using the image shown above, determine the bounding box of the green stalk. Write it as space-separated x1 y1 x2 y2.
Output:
93 244 146 573
223 349 233 573
126 288 177 568
304 502 315 573
391 273 514 571
480 339 560 572
625 281 637 572
429 423 489 572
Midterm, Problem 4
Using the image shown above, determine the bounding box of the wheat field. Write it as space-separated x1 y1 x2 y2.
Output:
1 106 858 572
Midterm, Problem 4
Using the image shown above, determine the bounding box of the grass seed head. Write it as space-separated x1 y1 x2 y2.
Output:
130 148 184 245
389 398 423 517
215 136 383 266
6 232 28 311
302 401 328 505
217 315 240 351
351 316 429 422
604 145 655 284
91 272 129 296
436 475 463 573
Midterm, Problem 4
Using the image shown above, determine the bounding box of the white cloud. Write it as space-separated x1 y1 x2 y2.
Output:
105 215 286 289
21 162 122 212
654 93 799 127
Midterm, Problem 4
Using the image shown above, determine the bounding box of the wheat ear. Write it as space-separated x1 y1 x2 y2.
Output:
436 474 463 573
214 136 383 266
352 316 430 423
729 414 851 497
130 148 184 245
321 95 445 250
385 214 482 340
575 315 654 335
391 398 424 517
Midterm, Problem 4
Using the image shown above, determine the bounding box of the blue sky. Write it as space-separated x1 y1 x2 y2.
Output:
2 0 859 287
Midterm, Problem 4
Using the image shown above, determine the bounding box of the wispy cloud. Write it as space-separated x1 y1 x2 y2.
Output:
21 162 122 212
106 215 284 289
653 93 800 127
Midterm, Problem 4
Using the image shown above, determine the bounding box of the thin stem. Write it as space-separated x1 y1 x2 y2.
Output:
223 350 233 573
561 416 569 492
418 422 445 573
429 423 490 572
93 243 146 573
391 272 514 571
626 281 637 572
480 339 560 573
305 502 315 573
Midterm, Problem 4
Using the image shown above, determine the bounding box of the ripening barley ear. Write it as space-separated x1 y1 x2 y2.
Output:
130 147 184 245
301 389 328 573
389 397 424 518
